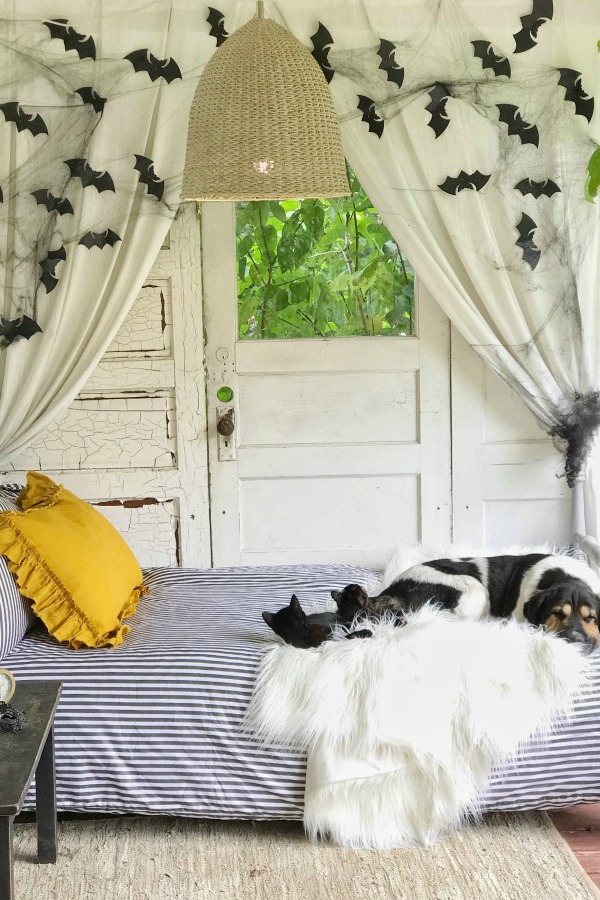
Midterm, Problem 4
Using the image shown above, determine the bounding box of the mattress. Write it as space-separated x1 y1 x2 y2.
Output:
5 563 600 819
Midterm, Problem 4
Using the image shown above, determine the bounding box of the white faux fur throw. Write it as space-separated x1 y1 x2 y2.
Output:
245 607 589 849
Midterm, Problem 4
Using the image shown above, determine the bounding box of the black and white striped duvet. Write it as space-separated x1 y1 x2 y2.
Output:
5 564 600 819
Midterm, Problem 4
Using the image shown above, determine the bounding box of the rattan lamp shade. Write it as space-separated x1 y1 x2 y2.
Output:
182 15 349 201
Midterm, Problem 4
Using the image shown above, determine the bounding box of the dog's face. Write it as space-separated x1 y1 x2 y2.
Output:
523 581 600 649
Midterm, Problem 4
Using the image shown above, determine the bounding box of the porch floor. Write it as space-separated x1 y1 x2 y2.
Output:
550 804 600 889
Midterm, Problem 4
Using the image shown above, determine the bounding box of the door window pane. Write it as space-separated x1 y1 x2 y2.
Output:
236 167 414 339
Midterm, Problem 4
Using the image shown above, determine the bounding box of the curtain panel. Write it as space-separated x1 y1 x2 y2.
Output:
268 0 600 537
0 0 207 463
2 0 599 542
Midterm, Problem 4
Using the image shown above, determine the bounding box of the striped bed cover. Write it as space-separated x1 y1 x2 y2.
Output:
4 563 600 819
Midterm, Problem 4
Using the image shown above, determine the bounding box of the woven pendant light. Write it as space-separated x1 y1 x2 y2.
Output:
182 4 349 201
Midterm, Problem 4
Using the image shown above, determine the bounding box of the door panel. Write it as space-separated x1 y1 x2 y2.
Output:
240 475 419 564
451 326 571 547
202 203 451 567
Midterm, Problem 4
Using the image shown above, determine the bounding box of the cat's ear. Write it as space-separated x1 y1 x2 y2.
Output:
262 611 275 627
331 590 341 602
289 595 306 619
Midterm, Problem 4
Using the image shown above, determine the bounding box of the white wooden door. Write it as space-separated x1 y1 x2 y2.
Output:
451 326 571 547
202 203 451 567
1 204 211 568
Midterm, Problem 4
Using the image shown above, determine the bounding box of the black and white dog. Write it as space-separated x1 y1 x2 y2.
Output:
334 552 600 648
263 553 600 649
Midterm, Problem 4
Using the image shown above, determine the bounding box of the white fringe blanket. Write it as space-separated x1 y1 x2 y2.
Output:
244 606 589 849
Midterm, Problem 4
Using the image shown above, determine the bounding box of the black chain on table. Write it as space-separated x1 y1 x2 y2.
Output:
0 701 26 733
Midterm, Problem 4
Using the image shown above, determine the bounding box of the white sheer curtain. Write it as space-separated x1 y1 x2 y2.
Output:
4 0 600 540
266 0 600 538
0 0 206 463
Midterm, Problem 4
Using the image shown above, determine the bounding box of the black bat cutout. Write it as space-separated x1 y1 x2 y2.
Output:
426 83 452 138
311 23 334 84
65 158 115 193
513 0 553 53
357 95 384 137
516 213 541 269
124 49 182 83
515 178 560 198
438 171 491 194
0 316 42 346
39 246 67 293
557 69 594 122
207 7 228 46
377 39 404 88
31 189 73 216
471 40 511 78
43 19 96 60
496 104 539 147
134 155 165 201
0 102 48 137
75 87 106 115
78 230 122 250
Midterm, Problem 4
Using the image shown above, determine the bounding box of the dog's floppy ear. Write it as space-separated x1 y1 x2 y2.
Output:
262 611 275 627
289 594 306 619
523 593 546 625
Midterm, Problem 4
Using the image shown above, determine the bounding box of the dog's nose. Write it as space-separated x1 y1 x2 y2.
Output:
566 630 587 644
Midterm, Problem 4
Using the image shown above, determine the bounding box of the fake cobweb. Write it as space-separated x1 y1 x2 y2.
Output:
0 13 181 346
296 0 600 483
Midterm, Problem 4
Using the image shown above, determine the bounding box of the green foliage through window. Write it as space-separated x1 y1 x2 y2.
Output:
236 167 415 339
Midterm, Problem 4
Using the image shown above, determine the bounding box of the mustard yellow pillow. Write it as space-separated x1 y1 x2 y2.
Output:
0 471 146 648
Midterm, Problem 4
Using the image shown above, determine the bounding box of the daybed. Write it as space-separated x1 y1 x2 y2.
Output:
4 560 600 820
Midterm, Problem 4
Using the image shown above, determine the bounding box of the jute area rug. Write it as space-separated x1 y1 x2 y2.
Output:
14 811 600 900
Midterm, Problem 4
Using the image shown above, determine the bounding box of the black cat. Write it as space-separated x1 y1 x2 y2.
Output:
262 594 372 648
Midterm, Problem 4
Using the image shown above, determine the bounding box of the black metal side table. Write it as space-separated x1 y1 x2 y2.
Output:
0 681 62 900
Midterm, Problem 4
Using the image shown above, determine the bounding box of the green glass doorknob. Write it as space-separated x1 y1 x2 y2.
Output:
217 386 234 403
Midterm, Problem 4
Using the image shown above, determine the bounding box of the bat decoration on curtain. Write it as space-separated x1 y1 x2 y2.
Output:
43 19 97 60
39 247 67 293
515 178 560 198
438 171 491 194
78 230 121 249
65 159 115 193
513 0 553 53
311 23 335 84
377 39 404 88
0 316 43 346
426 83 452 137
0 14 186 357
557 69 595 122
134 155 165 200
0 103 48 136
357 95 384 137
75 87 106 115
207 7 228 46
471 41 511 78
515 213 541 269
496 104 539 147
31 190 73 216
124 50 182 83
